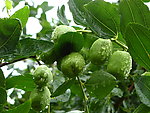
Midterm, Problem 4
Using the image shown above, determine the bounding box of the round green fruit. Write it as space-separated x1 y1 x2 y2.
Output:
51 25 76 42
89 38 112 65
30 86 51 111
61 52 85 78
33 65 53 88
107 51 132 78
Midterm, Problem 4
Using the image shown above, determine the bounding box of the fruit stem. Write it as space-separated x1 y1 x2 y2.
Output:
77 76 89 113
111 37 128 51
48 105 50 113
76 30 92 33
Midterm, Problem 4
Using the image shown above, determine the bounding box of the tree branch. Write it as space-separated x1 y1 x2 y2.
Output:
0 56 36 67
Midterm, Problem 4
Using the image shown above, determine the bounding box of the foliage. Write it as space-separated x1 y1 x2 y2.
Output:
0 0 150 113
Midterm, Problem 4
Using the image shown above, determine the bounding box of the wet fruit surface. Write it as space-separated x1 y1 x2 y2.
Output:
30 86 51 111
51 25 76 42
33 65 53 88
107 51 132 78
61 52 85 78
89 38 112 65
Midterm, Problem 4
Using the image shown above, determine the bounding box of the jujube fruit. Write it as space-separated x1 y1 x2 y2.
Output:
51 25 76 42
61 52 85 78
30 86 51 111
33 65 53 88
89 38 112 65
107 51 132 78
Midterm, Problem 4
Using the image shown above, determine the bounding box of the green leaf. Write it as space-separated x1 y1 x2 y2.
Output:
0 69 5 88
84 0 120 37
125 23 150 71
70 80 83 98
55 32 84 58
52 78 75 97
85 70 116 99
119 0 150 35
133 104 150 113
68 0 91 26
134 75 150 107
82 33 98 49
38 2 53 13
10 5 30 28
41 32 84 64
0 105 3 112
0 87 7 105
0 18 21 55
57 5 69 25
17 38 53 57
89 99 107 113
39 47 57 65
6 74 36 91
3 100 31 113
28 109 36 113
29 6 38 17
142 0 150 2
38 13 52 39
1 38 53 62
52 89 71 102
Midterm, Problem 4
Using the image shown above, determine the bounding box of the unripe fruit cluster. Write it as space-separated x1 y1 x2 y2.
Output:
40 25 84 66
30 65 53 111
89 38 132 78
41 25 132 79
50 25 86 78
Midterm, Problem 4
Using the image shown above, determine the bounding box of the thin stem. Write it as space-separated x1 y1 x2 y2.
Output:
114 39 128 51
128 82 134 93
76 30 92 33
48 104 50 113
7 9 11 17
0 56 37 67
76 76 89 113
111 34 128 51
34 58 42 65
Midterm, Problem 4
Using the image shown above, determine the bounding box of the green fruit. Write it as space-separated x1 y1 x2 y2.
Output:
33 65 53 88
107 51 132 78
89 38 112 65
54 32 84 58
142 72 150 76
40 32 84 65
61 52 85 78
30 86 51 111
51 25 76 42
